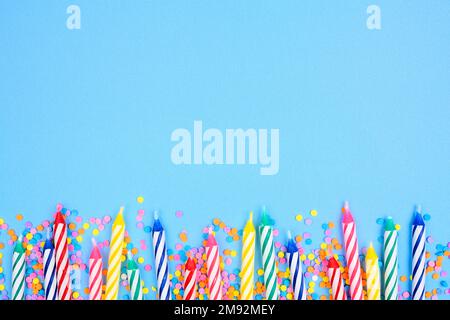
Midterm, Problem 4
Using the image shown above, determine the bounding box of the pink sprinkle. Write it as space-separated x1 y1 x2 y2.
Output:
56 203 63 211
99 224 104 231
174 254 180 261
175 243 183 250
225 258 232 265
136 215 143 222
144 264 151 272
75 216 82 223
103 216 111 223
136 222 144 229
305 218 313 226
273 229 279 236
428 261 435 267
138 209 145 216
175 210 183 218
275 241 281 248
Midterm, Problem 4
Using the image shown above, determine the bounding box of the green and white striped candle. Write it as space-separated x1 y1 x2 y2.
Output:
259 207 279 300
126 252 143 300
12 235 26 300
383 216 398 300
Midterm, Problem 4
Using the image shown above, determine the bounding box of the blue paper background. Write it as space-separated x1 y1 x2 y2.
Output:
0 1 449 298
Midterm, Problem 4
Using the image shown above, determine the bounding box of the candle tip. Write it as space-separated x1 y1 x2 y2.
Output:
154 210 159 220
46 227 51 240
91 238 97 247
415 204 422 214
127 251 132 260
343 200 349 210
18 234 23 242
287 230 292 239
249 211 253 222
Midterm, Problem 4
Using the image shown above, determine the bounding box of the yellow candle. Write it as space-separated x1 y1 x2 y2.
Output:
240 211 255 300
105 207 125 300
365 242 381 300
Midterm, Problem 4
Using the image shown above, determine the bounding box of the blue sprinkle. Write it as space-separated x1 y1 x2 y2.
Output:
423 214 431 221
376 218 384 225
305 239 312 245
441 281 448 287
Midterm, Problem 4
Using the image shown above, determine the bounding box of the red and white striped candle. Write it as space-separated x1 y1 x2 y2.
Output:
341 201 364 300
327 257 347 300
183 256 198 300
89 238 103 300
205 228 222 300
54 211 72 300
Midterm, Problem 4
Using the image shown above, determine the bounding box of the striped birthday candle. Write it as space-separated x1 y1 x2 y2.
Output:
412 206 426 300
327 256 347 300
365 242 381 300
341 201 364 300
259 207 279 300
105 207 126 300
240 211 255 300
126 252 143 300
12 235 25 300
383 216 399 300
152 211 171 300
54 211 72 300
183 256 198 300
43 228 58 300
89 238 103 300
286 231 306 300
205 227 222 300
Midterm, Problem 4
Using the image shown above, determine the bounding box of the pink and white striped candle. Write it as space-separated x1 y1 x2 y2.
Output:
183 256 198 300
54 211 72 300
205 228 222 300
341 201 364 300
89 238 103 300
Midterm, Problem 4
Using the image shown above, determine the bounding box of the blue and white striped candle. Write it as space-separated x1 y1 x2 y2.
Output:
152 211 171 300
412 205 426 300
43 228 58 300
286 231 306 300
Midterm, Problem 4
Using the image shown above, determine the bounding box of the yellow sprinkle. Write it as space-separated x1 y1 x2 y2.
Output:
83 223 90 230
173 288 179 295
76 235 83 243
0 285 4 291
231 250 237 257
26 244 33 251
151 286 157 292
137 196 144 204
175 270 181 277
300 254 306 261
92 229 99 236
307 287 314 293
257 269 264 276
320 243 327 250
295 214 303 222
0 218 3 225
395 224 401 231
33 278 39 284
137 257 144 264
143 287 149 294
73 291 80 299
310 209 318 217
280 285 287 291
308 253 314 260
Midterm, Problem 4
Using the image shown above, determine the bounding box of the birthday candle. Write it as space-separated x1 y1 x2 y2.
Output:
327 257 347 300
259 207 279 300
240 211 255 300
43 228 58 300
412 206 426 300
383 216 398 300
286 231 306 300
89 238 103 300
54 211 72 300
152 211 171 300
12 235 25 300
126 252 143 300
183 256 198 300
341 201 364 300
105 207 125 300
205 228 222 300
365 242 381 300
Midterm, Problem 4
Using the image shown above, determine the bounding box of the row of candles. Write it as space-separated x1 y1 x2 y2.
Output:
11 202 426 300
